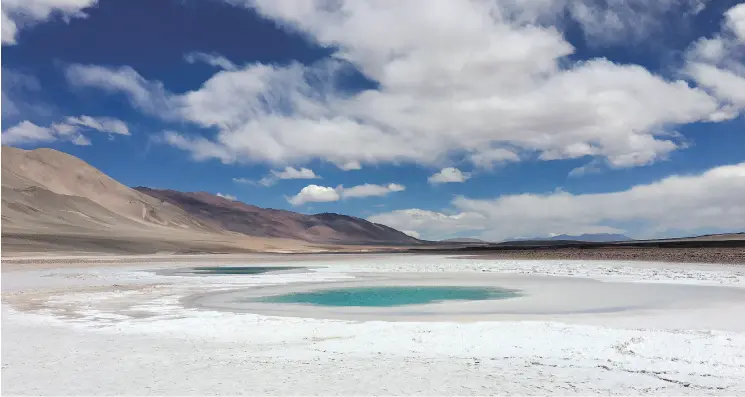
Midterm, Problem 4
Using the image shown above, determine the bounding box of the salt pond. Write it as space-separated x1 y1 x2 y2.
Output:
254 285 521 307
3 254 745 395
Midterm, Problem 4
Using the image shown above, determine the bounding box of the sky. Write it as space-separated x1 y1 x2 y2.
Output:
2 0 745 241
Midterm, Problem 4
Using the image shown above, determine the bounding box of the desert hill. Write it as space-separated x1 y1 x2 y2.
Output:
1 146 418 255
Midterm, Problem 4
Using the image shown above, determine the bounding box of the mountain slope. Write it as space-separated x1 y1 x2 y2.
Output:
2 146 419 254
2 146 217 234
134 187 420 245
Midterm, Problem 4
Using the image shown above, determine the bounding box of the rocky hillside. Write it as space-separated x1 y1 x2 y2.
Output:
135 187 420 245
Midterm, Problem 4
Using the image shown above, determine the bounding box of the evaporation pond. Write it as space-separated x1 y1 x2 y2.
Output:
255 286 520 307
192 266 303 275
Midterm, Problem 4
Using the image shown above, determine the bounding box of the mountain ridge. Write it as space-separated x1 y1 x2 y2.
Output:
134 187 419 245
1 146 420 254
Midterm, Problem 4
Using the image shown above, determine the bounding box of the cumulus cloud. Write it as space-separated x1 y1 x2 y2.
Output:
428 167 471 184
2 121 61 145
564 0 707 46
2 0 97 45
287 182 405 205
216 192 237 201
369 162 745 241
725 3 745 42
340 183 405 199
2 116 129 147
234 166 321 186
287 185 340 206
65 0 726 171
684 3 745 117
184 52 238 71
468 148 520 169
261 167 320 186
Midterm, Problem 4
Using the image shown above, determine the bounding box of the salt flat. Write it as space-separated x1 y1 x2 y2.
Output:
3 254 745 395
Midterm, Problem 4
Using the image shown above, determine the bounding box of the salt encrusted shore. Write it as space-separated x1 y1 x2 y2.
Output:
3 254 745 395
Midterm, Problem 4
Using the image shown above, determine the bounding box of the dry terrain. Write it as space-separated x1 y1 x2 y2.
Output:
1 146 417 256
460 247 745 264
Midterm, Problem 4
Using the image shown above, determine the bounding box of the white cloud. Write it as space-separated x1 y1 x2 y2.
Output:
2 121 59 145
340 183 405 199
369 162 745 241
1 115 129 146
725 3 745 42
272 166 319 179
1 0 97 45
234 166 321 186
66 64 172 116
428 167 471 184
71 134 91 146
184 52 238 71
67 1 725 171
216 192 237 201
262 166 320 186
564 0 706 46
65 115 130 135
468 148 520 169
287 185 340 206
368 209 488 239
337 161 362 171
684 3 745 117
287 182 405 205
568 161 603 178
402 230 421 239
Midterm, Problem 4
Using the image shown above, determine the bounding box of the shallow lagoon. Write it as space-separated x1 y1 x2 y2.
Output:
255 286 520 307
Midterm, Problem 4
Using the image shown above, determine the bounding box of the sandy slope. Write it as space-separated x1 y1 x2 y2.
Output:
2 146 216 234
1 146 421 255
3 254 745 395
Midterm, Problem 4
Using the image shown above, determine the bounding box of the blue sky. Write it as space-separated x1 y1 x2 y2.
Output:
2 0 745 241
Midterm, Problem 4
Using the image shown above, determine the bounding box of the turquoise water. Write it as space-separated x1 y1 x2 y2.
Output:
255 286 520 307
192 266 301 275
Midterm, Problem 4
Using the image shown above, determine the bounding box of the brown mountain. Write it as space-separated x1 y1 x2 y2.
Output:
134 187 419 245
1 146 418 255
2 146 217 235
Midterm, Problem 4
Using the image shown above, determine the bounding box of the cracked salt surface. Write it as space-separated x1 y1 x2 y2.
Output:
3 254 745 395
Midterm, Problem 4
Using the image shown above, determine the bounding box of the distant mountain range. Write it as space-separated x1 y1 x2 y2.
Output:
442 233 632 244
439 237 490 244
1 146 419 254
500 233 632 243
544 233 632 242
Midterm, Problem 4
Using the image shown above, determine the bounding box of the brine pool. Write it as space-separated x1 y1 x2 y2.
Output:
254 286 521 307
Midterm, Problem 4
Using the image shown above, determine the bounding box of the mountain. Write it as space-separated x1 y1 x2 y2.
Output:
1 146 419 254
2 146 216 235
134 187 419 245
501 233 633 245
440 238 490 244
546 233 632 242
